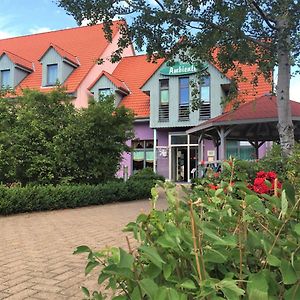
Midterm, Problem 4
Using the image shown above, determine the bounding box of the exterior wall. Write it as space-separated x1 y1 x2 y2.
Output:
62 61 75 83
74 31 135 108
156 129 169 178
0 55 14 87
142 61 231 129
14 67 28 87
90 76 123 105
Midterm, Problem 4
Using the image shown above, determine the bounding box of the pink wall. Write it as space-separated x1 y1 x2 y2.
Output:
74 31 135 108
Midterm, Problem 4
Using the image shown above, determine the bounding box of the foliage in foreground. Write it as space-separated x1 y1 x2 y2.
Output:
0 88 134 185
75 162 300 299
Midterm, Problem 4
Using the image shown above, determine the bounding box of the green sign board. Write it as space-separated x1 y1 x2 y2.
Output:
160 62 197 76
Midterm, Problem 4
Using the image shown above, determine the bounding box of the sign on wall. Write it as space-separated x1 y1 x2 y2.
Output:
160 62 197 76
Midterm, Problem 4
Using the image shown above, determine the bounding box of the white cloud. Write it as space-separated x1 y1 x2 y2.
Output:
290 75 300 102
0 30 13 39
29 27 52 34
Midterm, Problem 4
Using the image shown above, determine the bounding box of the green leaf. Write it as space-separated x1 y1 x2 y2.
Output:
139 278 158 299
118 248 134 269
267 254 281 267
180 279 197 290
247 272 268 300
280 260 298 285
282 182 295 205
81 286 90 297
218 279 245 300
204 248 228 263
294 224 300 236
281 190 288 219
284 284 300 300
245 195 265 213
112 296 127 300
73 245 91 254
139 245 165 269
85 260 99 275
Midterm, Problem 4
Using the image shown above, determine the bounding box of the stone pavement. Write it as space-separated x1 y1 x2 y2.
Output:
0 197 168 300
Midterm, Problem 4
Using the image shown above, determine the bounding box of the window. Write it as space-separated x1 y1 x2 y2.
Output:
1 70 10 88
47 64 58 86
199 76 211 120
200 76 210 103
160 79 169 105
226 141 255 160
132 140 154 172
98 88 112 99
179 77 189 106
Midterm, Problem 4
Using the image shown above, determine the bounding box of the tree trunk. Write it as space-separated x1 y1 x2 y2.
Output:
276 18 294 157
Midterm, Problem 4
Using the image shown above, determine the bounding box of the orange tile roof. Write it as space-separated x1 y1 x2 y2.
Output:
112 55 165 118
116 55 271 118
40 43 79 66
88 70 130 94
0 21 123 93
1 50 33 71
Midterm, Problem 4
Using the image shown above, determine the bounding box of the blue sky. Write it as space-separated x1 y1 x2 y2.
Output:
0 0 299 101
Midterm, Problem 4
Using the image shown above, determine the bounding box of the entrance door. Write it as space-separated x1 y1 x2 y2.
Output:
171 147 188 182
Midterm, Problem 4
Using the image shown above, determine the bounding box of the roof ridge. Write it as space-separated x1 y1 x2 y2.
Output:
49 43 78 59
0 20 123 42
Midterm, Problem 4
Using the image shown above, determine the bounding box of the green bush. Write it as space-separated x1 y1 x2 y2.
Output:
0 178 155 215
128 168 165 182
75 162 300 300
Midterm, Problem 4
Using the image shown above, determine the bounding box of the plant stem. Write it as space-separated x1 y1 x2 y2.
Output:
189 200 202 284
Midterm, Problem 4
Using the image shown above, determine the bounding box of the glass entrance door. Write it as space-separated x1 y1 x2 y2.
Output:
171 147 188 182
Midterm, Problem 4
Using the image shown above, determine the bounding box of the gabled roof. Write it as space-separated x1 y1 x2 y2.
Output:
0 21 123 93
39 43 79 66
112 55 165 118
1 50 33 71
187 95 300 134
115 55 271 118
88 70 130 94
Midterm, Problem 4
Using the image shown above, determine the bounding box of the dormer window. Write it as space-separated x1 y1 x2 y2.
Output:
47 64 58 86
1 69 10 88
99 88 112 98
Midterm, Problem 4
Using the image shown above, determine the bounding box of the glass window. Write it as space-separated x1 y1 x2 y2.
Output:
179 77 189 106
132 140 154 172
99 88 112 99
171 135 188 145
47 64 58 86
160 79 169 105
1 70 10 88
200 76 210 103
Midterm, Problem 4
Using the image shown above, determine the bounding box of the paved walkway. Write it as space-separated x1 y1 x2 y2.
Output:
0 197 168 300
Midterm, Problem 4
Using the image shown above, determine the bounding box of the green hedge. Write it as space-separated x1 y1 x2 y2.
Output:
0 179 156 215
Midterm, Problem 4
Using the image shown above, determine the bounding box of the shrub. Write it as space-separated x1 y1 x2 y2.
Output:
0 178 155 215
75 162 300 300
128 168 165 182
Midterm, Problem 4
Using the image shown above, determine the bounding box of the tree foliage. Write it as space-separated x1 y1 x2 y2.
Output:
57 0 300 156
0 89 134 185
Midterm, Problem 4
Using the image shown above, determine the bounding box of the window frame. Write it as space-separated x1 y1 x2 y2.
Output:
46 64 58 86
98 88 112 99
1 69 11 88
179 77 190 106
132 139 155 172
200 76 210 103
159 79 169 105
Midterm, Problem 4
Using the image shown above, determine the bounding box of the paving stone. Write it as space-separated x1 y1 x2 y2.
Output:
0 196 168 299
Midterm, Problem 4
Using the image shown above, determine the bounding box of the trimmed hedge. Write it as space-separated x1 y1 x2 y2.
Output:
0 179 155 215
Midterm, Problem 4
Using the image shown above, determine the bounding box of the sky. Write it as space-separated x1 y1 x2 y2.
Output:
0 0 299 101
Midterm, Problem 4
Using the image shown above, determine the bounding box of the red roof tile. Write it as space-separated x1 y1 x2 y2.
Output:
40 43 79 66
201 95 300 126
0 22 123 93
88 70 130 94
1 50 33 71
112 55 165 118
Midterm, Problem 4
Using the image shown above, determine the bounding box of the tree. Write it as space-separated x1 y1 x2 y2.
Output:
54 96 134 184
57 0 300 157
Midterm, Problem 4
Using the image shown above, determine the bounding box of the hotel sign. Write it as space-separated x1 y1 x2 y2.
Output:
160 62 197 76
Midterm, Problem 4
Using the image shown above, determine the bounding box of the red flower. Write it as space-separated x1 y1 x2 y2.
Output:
200 160 205 166
214 172 220 178
256 171 266 178
208 184 218 190
267 172 277 180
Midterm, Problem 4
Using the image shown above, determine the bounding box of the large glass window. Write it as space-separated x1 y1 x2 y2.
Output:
132 140 154 172
226 141 256 160
1 70 10 88
160 79 169 105
179 77 189 106
200 76 210 103
47 64 58 86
